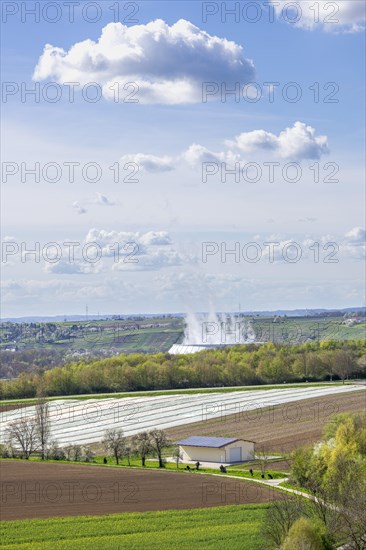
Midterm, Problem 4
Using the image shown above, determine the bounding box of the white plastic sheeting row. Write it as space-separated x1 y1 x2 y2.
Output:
1 385 364 446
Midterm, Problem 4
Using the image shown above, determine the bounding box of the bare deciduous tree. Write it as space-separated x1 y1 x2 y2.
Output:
6 417 39 459
150 429 170 468
64 445 73 461
72 444 83 462
103 429 125 465
133 431 152 467
172 446 183 469
123 444 132 466
262 493 302 548
256 443 270 477
302 480 340 540
83 446 95 463
35 395 50 460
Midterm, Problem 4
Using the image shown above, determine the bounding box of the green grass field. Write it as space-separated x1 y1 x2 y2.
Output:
251 316 366 343
0 318 184 353
0 504 269 549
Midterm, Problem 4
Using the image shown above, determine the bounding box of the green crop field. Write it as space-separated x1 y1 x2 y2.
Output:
0 504 268 550
0 317 184 353
251 316 366 343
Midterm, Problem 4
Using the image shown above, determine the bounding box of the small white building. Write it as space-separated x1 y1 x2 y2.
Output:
176 436 255 464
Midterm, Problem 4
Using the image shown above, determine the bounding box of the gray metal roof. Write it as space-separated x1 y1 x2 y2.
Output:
176 436 239 448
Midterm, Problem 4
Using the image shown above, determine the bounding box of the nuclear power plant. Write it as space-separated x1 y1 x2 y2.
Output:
168 312 258 354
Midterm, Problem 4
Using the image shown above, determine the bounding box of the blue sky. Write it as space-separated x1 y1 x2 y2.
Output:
1 1 365 316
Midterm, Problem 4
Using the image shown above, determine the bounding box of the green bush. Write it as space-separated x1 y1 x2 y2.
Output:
283 517 332 550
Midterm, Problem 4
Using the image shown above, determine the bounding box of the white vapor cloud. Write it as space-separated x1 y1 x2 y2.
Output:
43 229 192 274
122 121 329 172
269 0 365 33
94 193 114 206
33 19 255 104
342 227 366 260
345 227 366 244
123 154 175 172
226 122 329 160
72 201 87 215
45 259 103 275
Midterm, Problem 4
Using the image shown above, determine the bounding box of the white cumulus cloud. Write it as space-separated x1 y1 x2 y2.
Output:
33 19 255 104
345 227 366 244
122 121 329 173
41 229 192 274
269 0 365 33
94 193 115 206
123 154 175 172
72 201 87 215
227 122 329 160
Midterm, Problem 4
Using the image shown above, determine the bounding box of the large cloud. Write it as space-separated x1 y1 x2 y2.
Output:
33 19 255 104
269 0 365 33
122 121 329 172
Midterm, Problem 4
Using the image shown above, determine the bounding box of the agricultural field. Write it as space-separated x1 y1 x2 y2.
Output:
0 503 270 550
1 388 364 548
167 389 366 453
0 461 280 521
0 317 184 354
251 315 366 343
0 384 364 447
1 314 364 356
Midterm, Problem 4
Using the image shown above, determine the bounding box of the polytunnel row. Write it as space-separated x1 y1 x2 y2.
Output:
0 385 364 447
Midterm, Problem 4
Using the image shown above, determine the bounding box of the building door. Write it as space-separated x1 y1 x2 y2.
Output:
229 447 242 462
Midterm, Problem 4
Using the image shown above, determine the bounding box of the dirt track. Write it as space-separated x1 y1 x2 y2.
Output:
0 461 281 520
167 391 366 453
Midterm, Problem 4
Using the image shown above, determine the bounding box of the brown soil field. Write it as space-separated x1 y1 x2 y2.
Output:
166 391 366 454
0 461 282 521
261 460 291 471
0 404 26 412
0 403 33 413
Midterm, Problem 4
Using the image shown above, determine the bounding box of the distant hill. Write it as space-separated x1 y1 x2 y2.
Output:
2 307 365 324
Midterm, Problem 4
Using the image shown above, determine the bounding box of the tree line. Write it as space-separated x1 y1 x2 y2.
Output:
0 349 66 379
0 397 172 469
264 412 366 549
102 428 170 468
0 340 365 399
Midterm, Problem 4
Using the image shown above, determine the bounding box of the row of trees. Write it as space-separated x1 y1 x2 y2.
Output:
1 396 172 467
0 349 66 379
1 340 365 399
103 428 170 468
264 412 366 549
1 394 93 461
2 396 50 459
